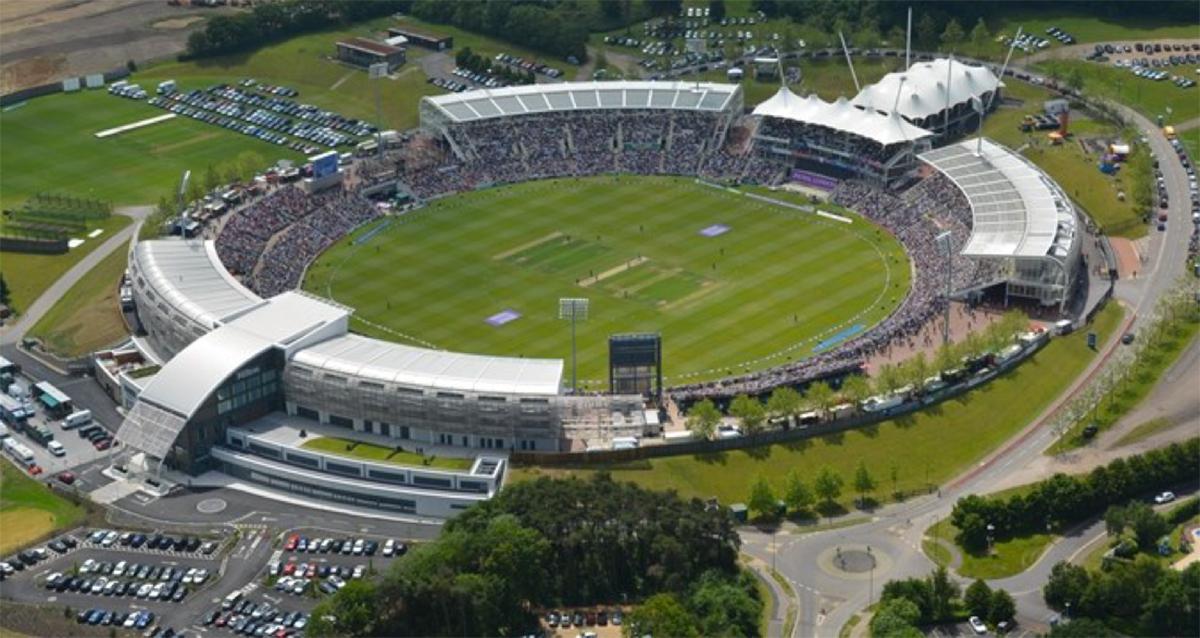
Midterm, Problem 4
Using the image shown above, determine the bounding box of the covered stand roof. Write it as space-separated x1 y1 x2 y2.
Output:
920 138 1077 259
421 80 741 124
852 58 1003 121
752 87 933 146
292 334 563 396
131 240 261 329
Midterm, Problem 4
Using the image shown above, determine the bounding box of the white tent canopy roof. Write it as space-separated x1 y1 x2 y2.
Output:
421 80 741 124
920 138 1076 259
752 87 933 146
852 58 1003 121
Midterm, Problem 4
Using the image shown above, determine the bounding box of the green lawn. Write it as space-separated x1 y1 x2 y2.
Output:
1037 59 1200 125
0 462 86 555
300 436 474 470
979 79 1148 238
306 176 910 387
1049 305 1200 454
927 519 1055 580
0 88 302 210
27 244 130 357
509 303 1124 507
0 214 131 315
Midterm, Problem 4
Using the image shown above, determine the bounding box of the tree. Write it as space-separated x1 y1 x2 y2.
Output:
813 466 843 506
988 588 1016 625
853 460 877 505
940 18 965 49
927 567 959 622
915 13 938 48
1044 561 1090 611
0 273 9 306
933 342 957 374
202 163 221 193
840 374 872 405
869 596 923 638
766 386 802 426
624 592 698 638
1048 618 1117 637
875 363 902 395
1125 502 1169 551
686 399 722 440
964 579 992 618
805 381 835 416
729 394 766 435
308 579 378 636
707 0 725 23
783 470 813 515
969 18 990 51
748 475 778 520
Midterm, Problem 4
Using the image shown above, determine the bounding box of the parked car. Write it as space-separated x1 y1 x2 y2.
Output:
1154 491 1176 504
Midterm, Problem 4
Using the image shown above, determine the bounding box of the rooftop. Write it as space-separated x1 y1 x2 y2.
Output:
852 58 1003 122
753 87 934 146
920 138 1078 259
421 80 741 124
131 240 261 330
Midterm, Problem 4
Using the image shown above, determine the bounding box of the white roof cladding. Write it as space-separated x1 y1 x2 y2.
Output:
421 80 742 123
852 58 1003 121
753 86 933 146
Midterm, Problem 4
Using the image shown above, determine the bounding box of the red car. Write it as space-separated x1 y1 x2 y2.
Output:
93 438 112 451
306 563 317 579
28 464 43 476
57 471 76 485
282 561 297 576
284 534 299 551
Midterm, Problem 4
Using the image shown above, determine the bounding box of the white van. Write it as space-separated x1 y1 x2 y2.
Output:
611 436 639 450
0 422 8 439
48 440 66 457
63 410 92 430
222 590 243 609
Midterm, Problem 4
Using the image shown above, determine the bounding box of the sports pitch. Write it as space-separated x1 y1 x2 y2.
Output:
306 176 911 387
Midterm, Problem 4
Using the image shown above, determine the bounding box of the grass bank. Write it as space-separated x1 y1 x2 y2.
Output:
300 436 473 471
509 304 1123 508
1113 417 1178 448
0 462 86 555
28 244 130 357
0 215 131 315
1049 306 1200 454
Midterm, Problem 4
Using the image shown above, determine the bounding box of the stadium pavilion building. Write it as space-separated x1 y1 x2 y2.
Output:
418 80 744 161
750 87 935 185
921 138 1081 309
116 240 566 515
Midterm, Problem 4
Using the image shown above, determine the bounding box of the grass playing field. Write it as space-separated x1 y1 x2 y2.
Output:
305 176 910 388
0 88 303 211
301 437 473 471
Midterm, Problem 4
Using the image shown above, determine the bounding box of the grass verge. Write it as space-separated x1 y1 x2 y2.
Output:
509 303 1124 508
927 519 1055 580
0 462 86 555
300 436 473 470
27 243 130 357
1112 417 1178 448
0 215 131 315
1049 307 1200 454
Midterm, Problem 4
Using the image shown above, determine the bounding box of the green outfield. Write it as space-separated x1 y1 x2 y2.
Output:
0 88 302 210
305 176 910 387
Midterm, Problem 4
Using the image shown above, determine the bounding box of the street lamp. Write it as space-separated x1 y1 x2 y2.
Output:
868 545 874 607
986 523 996 556
368 63 389 159
936 231 954 345
558 298 589 394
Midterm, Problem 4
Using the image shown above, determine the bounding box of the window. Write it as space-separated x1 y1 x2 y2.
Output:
329 414 353 428
361 381 385 390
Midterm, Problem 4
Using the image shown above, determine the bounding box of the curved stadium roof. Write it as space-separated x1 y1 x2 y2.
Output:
852 58 1003 121
920 138 1078 260
420 80 742 124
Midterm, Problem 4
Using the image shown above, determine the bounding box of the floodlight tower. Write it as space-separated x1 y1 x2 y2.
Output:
936 231 954 345
177 170 191 217
559 298 590 394
368 62 389 158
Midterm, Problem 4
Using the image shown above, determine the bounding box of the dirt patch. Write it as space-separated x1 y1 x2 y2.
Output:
152 16 206 30
0 508 57 555
579 256 648 287
493 230 564 260
1 55 67 93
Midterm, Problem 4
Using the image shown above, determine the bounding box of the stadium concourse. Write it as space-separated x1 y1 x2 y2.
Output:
111 69 1083 516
